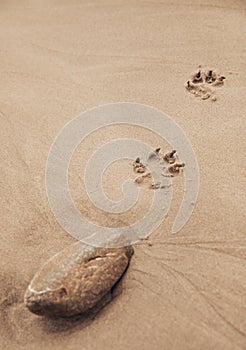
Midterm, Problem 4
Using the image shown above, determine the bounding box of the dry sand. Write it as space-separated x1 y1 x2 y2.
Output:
0 1 245 349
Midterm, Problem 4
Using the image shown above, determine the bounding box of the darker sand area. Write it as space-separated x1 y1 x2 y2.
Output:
0 1 245 349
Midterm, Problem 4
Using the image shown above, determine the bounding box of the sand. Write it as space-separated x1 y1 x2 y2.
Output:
0 0 245 349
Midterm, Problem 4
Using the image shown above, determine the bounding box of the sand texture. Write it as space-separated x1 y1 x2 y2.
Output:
0 1 245 349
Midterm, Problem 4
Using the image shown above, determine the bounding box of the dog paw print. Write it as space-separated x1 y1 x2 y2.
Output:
186 68 226 101
132 148 185 190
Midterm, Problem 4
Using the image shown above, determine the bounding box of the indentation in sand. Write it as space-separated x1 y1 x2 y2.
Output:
186 68 226 101
132 148 185 189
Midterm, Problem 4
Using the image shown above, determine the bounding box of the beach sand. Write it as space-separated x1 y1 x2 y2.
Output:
0 1 245 349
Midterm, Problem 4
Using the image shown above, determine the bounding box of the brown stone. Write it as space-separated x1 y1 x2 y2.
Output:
24 242 134 317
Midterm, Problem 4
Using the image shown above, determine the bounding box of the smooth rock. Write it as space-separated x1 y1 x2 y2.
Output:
24 242 134 317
